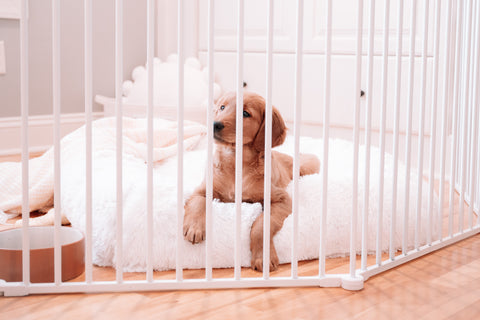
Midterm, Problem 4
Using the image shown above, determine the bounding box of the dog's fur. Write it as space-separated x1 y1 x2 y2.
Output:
183 91 320 271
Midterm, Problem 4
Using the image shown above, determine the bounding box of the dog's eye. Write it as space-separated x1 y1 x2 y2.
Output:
220 105 225 110
243 111 251 118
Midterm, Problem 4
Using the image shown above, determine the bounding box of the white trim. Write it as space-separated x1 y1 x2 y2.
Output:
0 112 103 156
0 0 21 20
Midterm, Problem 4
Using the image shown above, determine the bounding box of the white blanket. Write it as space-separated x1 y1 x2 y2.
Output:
0 117 206 217
1 118 438 271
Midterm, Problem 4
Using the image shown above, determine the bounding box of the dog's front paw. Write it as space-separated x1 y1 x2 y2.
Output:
250 247 279 272
183 217 205 244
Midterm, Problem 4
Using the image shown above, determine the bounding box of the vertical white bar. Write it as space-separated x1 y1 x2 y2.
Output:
467 0 479 229
234 0 244 281
350 0 363 277
263 0 274 280
466 0 476 208
446 0 457 123
459 0 474 234
402 0 417 255
84 0 93 284
476 136 480 224
205 0 215 282
291 0 304 279
176 0 185 283
20 0 30 285
115 0 124 283
146 0 155 283
449 0 464 237
390 0 404 261
52 0 62 285
426 3 440 245
415 0 430 248
361 0 375 272
466 1 476 212
438 0 453 242
291 0 303 280
476 134 480 224
376 0 390 266
319 0 331 277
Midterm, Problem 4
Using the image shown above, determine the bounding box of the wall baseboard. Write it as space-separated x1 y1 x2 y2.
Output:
0 112 103 156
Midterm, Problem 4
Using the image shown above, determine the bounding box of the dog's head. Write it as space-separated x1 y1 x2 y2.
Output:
213 91 287 152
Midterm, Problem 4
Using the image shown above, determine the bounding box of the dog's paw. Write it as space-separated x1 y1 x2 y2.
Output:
250 248 279 272
183 219 205 244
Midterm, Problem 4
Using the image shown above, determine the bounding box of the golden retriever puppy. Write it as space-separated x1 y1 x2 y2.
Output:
183 91 320 271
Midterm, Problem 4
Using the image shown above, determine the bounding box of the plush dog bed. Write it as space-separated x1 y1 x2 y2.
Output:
59 127 438 272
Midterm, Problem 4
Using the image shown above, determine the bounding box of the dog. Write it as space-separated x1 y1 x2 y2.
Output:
183 91 320 272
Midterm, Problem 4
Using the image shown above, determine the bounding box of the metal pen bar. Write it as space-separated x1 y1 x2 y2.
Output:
402 0 417 255
263 0 274 280
319 0 331 277
176 0 185 283
477 135 480 226
350 0 363 277
291 0 304 280
438 0 454 243
466 1 476 215
427 1 441 244
234 0 244 281
84 0 93 284
115 0 124 283
468 2 480 229
390 0 404 261
20 0 30 285
361 0 375 271
416 0 430 247
449 0 464 237
205 0 215 282
459 0 474 234
146 0 155 283
377 0 390 266
477 131 480 226
466 0 477 213
466 1 478 225
52 0 62 285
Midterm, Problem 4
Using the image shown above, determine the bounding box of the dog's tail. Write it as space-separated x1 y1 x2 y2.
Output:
299 154 320 176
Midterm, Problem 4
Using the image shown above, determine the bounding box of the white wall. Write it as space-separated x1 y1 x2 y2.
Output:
0 0 149 118
195 0 454 178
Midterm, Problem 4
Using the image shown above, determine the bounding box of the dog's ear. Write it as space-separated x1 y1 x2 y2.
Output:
254 106 287 152
271 106 287 147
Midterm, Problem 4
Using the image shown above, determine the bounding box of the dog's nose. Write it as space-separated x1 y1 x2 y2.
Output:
213 121 224 133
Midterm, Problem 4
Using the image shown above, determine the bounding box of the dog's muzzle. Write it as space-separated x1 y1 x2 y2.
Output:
213 121 224 133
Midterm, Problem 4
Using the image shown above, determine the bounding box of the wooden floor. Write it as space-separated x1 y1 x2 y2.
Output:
1 154 480 319
0 234 479 319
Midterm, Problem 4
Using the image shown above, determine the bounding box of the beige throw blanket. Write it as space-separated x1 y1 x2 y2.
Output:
0 117 206 224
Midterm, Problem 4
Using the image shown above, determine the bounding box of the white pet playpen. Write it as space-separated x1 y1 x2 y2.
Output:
0 0 479 296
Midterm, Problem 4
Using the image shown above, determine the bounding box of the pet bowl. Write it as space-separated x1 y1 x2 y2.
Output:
0 226 85 283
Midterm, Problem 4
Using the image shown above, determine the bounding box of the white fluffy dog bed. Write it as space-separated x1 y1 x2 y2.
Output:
61 132 438 272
